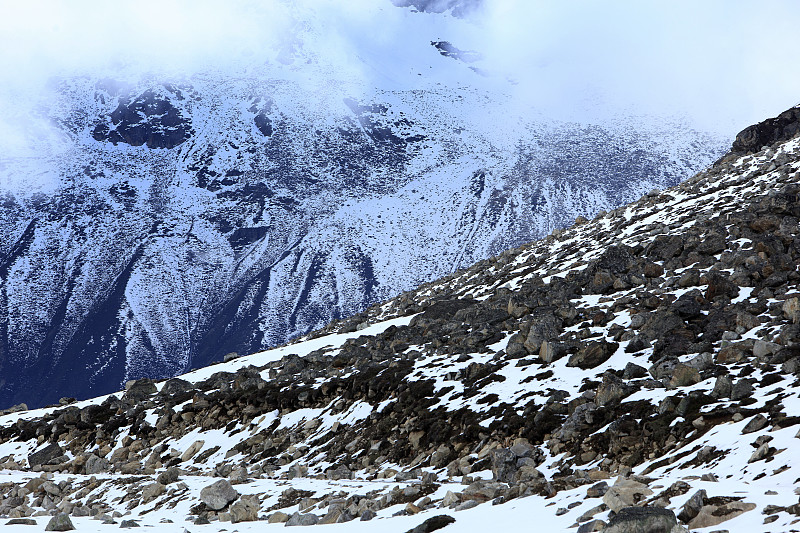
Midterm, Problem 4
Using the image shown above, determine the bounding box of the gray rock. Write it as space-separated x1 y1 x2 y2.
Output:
44 514 74 532
28 444 64 468
578 519 606 533
731 379 755 401
141 482 166 504
119 520 140 528
677 489 706 523
286 512 319 526
405 515 456 533
6 518 37 525
230 494 260 523
711 374 733 398
360 509 377 521
200 479 239 511
669 364 701 388
622 362 647 379
454 500 479 511
742 414 768 434
84 453 109 474
602 506 684 533
586 481 609 498
157 466 181 485
568 341 619 369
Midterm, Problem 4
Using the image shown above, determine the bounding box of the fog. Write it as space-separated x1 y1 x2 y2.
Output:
1 0 799 166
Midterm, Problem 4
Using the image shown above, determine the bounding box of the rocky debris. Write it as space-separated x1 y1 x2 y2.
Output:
44 513 74 532
199 480 239 511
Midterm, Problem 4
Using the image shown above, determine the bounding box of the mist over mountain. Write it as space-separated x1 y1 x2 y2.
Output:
0 0 798 409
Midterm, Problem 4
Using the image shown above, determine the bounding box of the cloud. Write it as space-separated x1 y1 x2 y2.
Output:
466 0 800 131
0 0 799 176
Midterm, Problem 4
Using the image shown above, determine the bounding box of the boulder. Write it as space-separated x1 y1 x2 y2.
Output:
230 494 260 523
44 513 74 532
676 489 706 523
180 440 205 462
595 373 631 406
28 443 64 468
286 512 320 526
141 482 166 504
602 478 653 513
123 378 158 401
668 364 701 388
568 341 619 369
84 453 110 474
578 519 606 532
688 501 756 529
602 506 685 533
268 511 290 523
405 515 456 533
156 466 181 485
200 479 239 511
742 414 768 434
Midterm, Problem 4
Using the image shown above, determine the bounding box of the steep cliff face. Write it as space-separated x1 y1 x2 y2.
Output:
0 5 727 409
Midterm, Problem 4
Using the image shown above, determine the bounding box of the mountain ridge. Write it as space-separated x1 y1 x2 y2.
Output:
0 104 797 532
0 55 726 409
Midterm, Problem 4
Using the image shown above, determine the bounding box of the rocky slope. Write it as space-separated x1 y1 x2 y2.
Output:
0 106 797 532
0 0 727 409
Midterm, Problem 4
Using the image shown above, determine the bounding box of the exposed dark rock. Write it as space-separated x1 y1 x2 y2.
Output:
732 105 800 153
602 506 680 533
405 515 456 533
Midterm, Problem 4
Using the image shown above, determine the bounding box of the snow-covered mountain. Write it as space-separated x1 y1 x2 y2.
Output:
0 105 798 533
0 1 729 409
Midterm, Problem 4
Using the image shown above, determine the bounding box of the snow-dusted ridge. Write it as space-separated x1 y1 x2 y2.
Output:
0 107 798 532
0 1 728 409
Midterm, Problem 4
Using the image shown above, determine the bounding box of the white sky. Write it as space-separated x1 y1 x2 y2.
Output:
0 0 799 151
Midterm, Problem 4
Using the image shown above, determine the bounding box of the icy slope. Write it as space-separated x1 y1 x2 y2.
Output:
0 106 798 532
0 1 727 409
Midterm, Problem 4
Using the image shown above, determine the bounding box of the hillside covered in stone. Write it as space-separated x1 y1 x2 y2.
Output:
0 106 798 532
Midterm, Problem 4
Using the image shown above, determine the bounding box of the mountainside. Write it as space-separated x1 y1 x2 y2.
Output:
0 106 797 532
0 2 728 409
